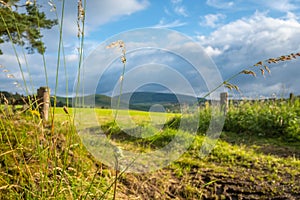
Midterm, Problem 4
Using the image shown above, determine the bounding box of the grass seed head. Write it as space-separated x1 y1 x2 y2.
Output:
260 68 265 76
254 61 263 66
241 70 256 77
263 65 271 74
63 106 69 115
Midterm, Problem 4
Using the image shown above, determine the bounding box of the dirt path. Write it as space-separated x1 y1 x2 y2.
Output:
114 141 300 200
117 164 300 199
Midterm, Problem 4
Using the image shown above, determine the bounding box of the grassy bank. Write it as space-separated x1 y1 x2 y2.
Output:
0 99 299 199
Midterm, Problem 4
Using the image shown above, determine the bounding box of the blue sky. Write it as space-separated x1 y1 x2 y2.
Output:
1 0 300 99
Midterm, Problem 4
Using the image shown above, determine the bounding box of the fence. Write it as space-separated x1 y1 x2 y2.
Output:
1 89 298 119
219 92 297 114
37 87 50 121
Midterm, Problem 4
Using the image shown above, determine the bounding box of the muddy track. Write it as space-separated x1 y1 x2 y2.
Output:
117 163 300 200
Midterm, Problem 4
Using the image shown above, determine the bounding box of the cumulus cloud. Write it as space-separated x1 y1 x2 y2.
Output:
79 28 223 98
200 13 226 28
198 11 300 59
254 0 298 12
0 0 150 95
197 11 300 96
203 46 223 57
85 0 149 29
58 0 149 37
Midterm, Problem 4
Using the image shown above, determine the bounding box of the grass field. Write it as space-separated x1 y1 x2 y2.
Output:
53 107 178 124
0 98 299 199
1 0 300 198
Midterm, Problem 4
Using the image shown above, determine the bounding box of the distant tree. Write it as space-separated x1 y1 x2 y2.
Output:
0 0 57 55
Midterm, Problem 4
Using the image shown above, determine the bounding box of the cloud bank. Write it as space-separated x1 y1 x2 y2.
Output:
198 11 300 97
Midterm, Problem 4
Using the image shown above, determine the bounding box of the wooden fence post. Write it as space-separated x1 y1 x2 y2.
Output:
220 92 228 114
37 87 50 121
289 93 295 104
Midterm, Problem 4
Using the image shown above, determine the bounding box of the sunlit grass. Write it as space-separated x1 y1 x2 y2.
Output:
1 0 300 198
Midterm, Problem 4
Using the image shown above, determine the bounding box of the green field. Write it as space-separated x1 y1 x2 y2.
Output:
0 99 300 199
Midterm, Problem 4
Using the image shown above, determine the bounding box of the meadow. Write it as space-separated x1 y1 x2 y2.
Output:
1 1 300 199
0 98 299 199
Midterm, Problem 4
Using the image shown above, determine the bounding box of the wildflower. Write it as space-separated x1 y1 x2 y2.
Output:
30 110 40 118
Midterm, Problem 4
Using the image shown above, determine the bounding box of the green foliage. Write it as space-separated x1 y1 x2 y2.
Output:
224 99 300 141
164 104 214 134
0 1 57 54
0 114 110 199
1 107 299 199
165 99 300 142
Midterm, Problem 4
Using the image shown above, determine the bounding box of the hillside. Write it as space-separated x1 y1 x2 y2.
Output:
61 92 204 112
113 92 204 112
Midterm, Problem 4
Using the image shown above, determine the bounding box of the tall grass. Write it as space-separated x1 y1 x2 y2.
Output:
0 1 300 199
165 98 300 142
0 113 112 199
224 98 300 141
0 1 113 199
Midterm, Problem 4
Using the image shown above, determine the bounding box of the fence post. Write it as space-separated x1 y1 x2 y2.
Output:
289 93 295 104
220 92 228 114
37 87 50 121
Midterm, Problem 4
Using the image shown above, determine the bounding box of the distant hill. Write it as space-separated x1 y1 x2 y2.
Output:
1 90 203 112
57 94 112 108
3 90 299 112
112 92 203 112
72 92 202 112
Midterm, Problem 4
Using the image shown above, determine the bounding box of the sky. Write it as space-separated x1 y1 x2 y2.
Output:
1 0 300 99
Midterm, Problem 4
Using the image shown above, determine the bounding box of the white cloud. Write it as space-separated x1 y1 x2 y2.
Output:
0 0 150 95
284 12 299 20
198 11 300 56
85 0 149 28
200 13 226 28
60 0 149 37
153 19 187 28
206 0 234 9
170 0 188 17
174 6 188 17
197 11 300 96
65 54 78 62
203 46 222 57
255 0 298 12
